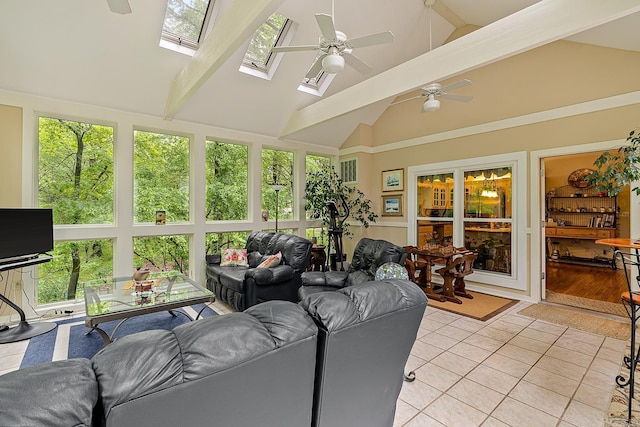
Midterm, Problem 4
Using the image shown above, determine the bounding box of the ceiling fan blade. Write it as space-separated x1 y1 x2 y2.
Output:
315 13 337 40
305 54 326 79
107 0 131 14
390 95 425 106
272 45 319 53
343 52 372 74
440 93 474 102
347 31 395 49
439 79 472 93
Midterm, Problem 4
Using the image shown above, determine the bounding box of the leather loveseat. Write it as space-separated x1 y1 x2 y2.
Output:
299 237 407 300
206 231 313 311
0 279 427 427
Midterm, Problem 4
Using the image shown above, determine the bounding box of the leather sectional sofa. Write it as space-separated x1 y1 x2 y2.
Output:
206 231 313 311
0 279 427 427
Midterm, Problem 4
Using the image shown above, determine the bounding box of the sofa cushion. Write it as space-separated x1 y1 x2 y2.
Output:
208 264 249 292
0 359 98 427
257 251 282 268
221 248 248 266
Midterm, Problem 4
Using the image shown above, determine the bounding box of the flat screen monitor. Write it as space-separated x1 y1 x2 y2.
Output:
0 208 54 263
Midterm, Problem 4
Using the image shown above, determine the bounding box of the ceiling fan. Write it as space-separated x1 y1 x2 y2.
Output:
272 0 394 78
107 0 132 14
391 0 472 112
393 80 473 112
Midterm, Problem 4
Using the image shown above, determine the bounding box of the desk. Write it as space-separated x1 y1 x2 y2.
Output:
408 247 475 304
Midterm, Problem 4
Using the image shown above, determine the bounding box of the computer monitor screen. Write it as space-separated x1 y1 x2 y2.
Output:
0 208 54 262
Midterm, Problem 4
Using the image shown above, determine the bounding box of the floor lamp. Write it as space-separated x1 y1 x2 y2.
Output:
269 184 285 232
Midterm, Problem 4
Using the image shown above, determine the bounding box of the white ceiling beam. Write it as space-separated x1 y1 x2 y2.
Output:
432 0 466 29
279 0 640 138
164 0 285 119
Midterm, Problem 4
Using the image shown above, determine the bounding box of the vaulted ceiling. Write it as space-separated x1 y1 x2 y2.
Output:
1 0 640 148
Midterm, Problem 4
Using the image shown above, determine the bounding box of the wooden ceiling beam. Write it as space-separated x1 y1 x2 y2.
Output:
279 0 640 138
164 0 285 119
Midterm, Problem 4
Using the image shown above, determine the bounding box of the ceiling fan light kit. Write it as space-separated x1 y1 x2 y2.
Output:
422 95 440 112
322 53 345 73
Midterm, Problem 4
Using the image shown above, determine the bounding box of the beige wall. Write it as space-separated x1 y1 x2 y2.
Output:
0 104 22 207
0 103 23 317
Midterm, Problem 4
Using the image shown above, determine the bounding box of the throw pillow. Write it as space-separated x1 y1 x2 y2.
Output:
257 252 282 268
220 248 248 267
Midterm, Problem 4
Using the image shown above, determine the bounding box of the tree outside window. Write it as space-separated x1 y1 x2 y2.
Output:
205 140 248 221
134 130 190 223
262 149 293 222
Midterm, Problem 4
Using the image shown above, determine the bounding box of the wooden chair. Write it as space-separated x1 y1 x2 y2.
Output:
403 246 428 287
435 250 477 303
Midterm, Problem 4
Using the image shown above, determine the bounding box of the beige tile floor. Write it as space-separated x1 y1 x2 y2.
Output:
0 299 631 427
395 301 629 427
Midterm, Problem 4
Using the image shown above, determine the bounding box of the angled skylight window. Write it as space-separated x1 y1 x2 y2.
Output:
160 0 214 55
298 67 336 97
240 13 295 80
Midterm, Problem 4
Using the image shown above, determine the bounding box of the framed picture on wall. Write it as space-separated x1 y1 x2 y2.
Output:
382 168 404 192
382 194 403 216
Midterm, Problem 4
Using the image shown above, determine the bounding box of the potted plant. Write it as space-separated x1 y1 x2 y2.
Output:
304 166 378 267
587 130 640 196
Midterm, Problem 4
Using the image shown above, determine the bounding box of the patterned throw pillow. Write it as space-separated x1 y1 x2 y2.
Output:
257 252 282 268
220 248 248 267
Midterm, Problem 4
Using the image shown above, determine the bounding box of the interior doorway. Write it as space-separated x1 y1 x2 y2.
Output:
542 151 629 315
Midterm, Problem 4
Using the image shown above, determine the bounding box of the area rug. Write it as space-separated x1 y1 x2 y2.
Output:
545 290 627 318
20 303 217 368
518 303 629 340
427 290 519 321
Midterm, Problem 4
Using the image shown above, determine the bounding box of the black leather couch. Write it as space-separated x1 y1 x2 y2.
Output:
206 231 313 311
0 279 427 427
299 237 407 300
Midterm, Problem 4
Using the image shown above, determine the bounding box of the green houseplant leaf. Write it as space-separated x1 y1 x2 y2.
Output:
587 130 640 197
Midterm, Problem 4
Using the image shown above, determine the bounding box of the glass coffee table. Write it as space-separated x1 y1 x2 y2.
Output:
83 272 214 346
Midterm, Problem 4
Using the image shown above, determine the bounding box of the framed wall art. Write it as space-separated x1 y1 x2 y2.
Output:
381 194 403 216
382 168 404 192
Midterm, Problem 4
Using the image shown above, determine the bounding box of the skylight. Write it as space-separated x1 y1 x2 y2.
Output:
240 13 295 80
160 0 214 55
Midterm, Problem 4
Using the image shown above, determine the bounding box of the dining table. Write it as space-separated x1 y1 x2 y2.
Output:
407 245 475 304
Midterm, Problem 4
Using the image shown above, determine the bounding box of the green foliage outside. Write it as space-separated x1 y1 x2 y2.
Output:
244 13 288 67
133 235 189 275
262 149 293 220
205 232 249 254
37 239 113 304
206 141 248 221
134 130 190 223
163 0 211 44
39 117 113 225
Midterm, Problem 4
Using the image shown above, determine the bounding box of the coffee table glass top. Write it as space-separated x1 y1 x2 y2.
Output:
83 272 213 317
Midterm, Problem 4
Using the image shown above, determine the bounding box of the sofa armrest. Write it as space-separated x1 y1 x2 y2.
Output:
245 264 295 285
301 271 348 288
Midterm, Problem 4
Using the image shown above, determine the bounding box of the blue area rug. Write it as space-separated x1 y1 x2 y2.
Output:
20 303 217 368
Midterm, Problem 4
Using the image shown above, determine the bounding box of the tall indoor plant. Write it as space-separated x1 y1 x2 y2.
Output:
587 130 640 196
304 166 378 240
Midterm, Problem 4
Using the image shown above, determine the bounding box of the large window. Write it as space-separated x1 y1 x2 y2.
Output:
38 116 115 304
408 153 526 290
39 117 114 225
463 167 513 274
37 239 113 304
205 140 248 221
134 130 190 224
262 149 294 222
133 235 189 276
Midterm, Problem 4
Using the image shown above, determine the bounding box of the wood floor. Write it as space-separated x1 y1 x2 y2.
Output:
545 261 627 304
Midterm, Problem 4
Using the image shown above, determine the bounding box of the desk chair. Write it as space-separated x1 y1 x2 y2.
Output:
403 246 428 287
435 250 477 304
614 249 640 423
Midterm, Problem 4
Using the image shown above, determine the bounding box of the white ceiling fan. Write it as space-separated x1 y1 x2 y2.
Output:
106 0 132 14
392 0 472 112
394 80 473 112
272 0 395 78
